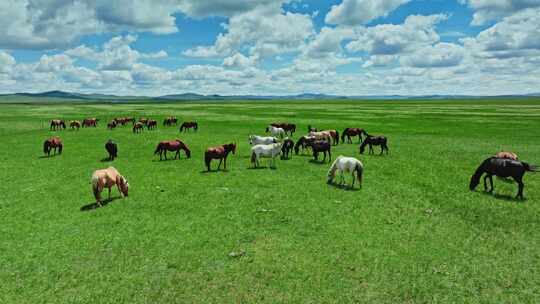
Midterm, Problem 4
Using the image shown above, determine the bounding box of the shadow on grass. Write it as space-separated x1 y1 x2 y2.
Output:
100 157 114 162
200 169 230 174
80 196 123 211
309 159 331 165
38 155 61 159
151 158 188 162
327 182 361 192
247 166 277 170
479 191 525 203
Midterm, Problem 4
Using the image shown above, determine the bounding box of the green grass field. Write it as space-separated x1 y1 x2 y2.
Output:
1 99 539 303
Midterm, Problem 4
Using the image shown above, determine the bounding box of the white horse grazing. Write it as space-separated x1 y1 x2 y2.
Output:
251 143 282 168
267 126 286 139
327 156 363 188
249 135 278 146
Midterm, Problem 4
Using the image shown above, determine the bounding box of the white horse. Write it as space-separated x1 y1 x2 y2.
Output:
250 143 282 168
249 135 278 146
267 126 285 139
327 156 363 188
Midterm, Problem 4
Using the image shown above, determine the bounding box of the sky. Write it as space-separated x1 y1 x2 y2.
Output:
0 0 539 96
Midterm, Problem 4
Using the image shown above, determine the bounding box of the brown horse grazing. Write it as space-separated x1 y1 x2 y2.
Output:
69 120 81 130
307 140 332 163
495 151 518 160
281 138 295 160
180 121 198 132
163 117 178 126
43 136 63 156
359 135 389 155
268 123 296 136
50 119 66 131
294 135 316 155
82 118 98 128
341 128 368 144
133 122 144 133
154 139 191 160
205 143 236 171
91 167 129 206
147 119 158 130
107 120 117 130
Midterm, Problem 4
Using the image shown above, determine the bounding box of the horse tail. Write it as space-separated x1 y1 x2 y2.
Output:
204 152 211 168
250 150 257 165
355 162 363 186
523 162 538 172
43 140 49 154
91 175 101 202
58 143 63 154
341 129 347 143
334 130 340 145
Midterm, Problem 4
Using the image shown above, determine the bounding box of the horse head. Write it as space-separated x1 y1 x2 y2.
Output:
118 176 129 197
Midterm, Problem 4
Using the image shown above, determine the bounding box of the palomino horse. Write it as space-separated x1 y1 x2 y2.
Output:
251 143 282 168
341 128 368 144
266 126 285 139
43 136 63 156
249 135 277 146
470 157 537 199
268 123 296 136
281 138 294 160
359 135 389 155
107 120 117 130
147 119 158 130
132 122 144 133
69 120 81 130
180 121 198 132
327 156 364 188
205 143 236 171
308 130 337 145
91 167 129 206
163 117 178 126
154 139 191 160
105 140 118 161
495 151 518 160
307 140 332 163
294 135 316 155
82 118 98 127
50 120 66 131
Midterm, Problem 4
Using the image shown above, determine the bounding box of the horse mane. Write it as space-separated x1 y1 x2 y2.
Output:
327 157 341 179
470 158 490 189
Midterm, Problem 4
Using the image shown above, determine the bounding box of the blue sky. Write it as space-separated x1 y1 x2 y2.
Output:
1 0 539 96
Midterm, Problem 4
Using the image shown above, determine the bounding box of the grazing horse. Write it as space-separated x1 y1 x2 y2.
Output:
269 123 296 136
180 121 198 132
50 119 66 131
309 130 333 144
147 119 158 130
251 143 282 168
132 122 144 133
341 128 368 144
359 135 389 155
294 135 316 155
205 143 236 171
281 138 294 160
249 135 277 146
138 118 149 125
105 140 118 160
154 139 191 160
470 157 537 200
82 118 98 128
43 136 63 156
495 151 518 160
124 117 135 125
163 117 178 126
107 120 117 130
327 156 364 188
69 120 81 130
307 140 332 163
91 167 129 206
266 126 286 139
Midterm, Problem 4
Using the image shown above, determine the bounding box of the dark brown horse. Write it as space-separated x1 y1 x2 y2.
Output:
43 136 63 156
205 143 236 171
341 128 368 144
133 122 144 133
105 140 118 160
163 117 178 126
359 135 389 155
69 120 81 130
50 120 66 131
107 120 117 130
180 121 198 132
281 138 295 160
147 119 158 130
154 139 191 160
268 123 296 136
294 135 316 155
82 118 98 128
307 140 332 163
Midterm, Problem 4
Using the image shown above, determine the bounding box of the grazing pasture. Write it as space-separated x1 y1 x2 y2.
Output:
1 99 540 303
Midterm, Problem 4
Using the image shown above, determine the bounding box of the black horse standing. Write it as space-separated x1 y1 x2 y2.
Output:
281 138 294 160
359 135 389 155
105 140 118 161
470 157 536 199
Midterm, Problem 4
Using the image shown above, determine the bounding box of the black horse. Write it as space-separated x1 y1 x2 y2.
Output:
294 136 315 155
105 140 118 161
281 138 294 160
470 157 536 200
307 140 332 163
359 135 389 155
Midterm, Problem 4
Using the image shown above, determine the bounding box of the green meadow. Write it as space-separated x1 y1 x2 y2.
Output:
1 99 539 303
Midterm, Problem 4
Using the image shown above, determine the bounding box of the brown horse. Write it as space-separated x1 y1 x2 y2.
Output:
309 130 340 146
341 128 368 144
91 167 129 206
43 136 63 156
69 120 81 130
154 139 191 160
307 140 332 163
205 143 236 171
268 123 296 136
107 120 117 130
495 151 518 160
138 118 149 125
147 119 158 130
180 121 198 132
359 135 389 155
50 120 66 131
82 118 98 128
163 117 178 126
133 122 144 133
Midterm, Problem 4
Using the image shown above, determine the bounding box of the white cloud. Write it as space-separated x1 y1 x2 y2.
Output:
401 43 465 68
326 0 410 26
459 0 540 25
222 53 258 68
0 51 16 73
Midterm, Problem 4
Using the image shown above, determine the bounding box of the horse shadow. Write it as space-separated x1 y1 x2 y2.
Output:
38 155 59 159
80 196 122 211
200 169 230 174
479 191 525 203
309 159 330 165
100 157 114 163
247 166 277 170
327 182 361 192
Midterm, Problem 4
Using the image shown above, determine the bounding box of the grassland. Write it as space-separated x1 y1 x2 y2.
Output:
1 99 539 303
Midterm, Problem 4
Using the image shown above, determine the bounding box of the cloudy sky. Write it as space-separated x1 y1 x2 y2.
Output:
1 0 539 96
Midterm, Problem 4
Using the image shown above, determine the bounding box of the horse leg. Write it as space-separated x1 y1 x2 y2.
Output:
328 150 331 162
483 175 489 191
489 175 494 193
218 158 223 170
175 150 179 160
108 187 111 200
380 146 384 155
513 176 524 199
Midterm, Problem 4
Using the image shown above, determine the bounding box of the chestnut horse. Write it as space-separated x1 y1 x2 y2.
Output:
43 136 63 156
133 122 144 133
91 167 129 206
309 130 340 146
341 128 368 144
154 139 191 160
359 135 389 155
82 118 98 128
147 119 158 130
268 123 296 136
163 117 178 126
69 120 81 130
180 121 198 132
205 143 236 171
50 120 66 131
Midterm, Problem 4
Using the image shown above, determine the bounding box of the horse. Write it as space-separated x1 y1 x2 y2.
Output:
133 122 144 133
107 120 117 130
251 143 282 168
163 117 178 126
138 118 149 125
307 140 332 163
105 140 118 160
69 120 81 130
50 120 66 131
125 117 135 125
147 119 158 130
470 157 537 200
266 126 286 139
327 156 364 188
294 135 316 155
269 123 296 136
205 143 236 171
43 136 63 156
341 128 368 144
180 121 198 132
281 138 295 160
154 139 191 160
82 118 98 128
495 151 518 160
308 130 333 145
359 135 389 155
307 125 318 133
91 167 129 206
249 135 278 146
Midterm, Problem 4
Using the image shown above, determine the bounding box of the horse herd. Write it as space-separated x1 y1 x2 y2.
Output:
44 117 536 205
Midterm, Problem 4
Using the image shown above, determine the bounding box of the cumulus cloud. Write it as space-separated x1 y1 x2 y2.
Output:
0 51 16 73
401 43 465 68
459 0 540 25
326 0 410 25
